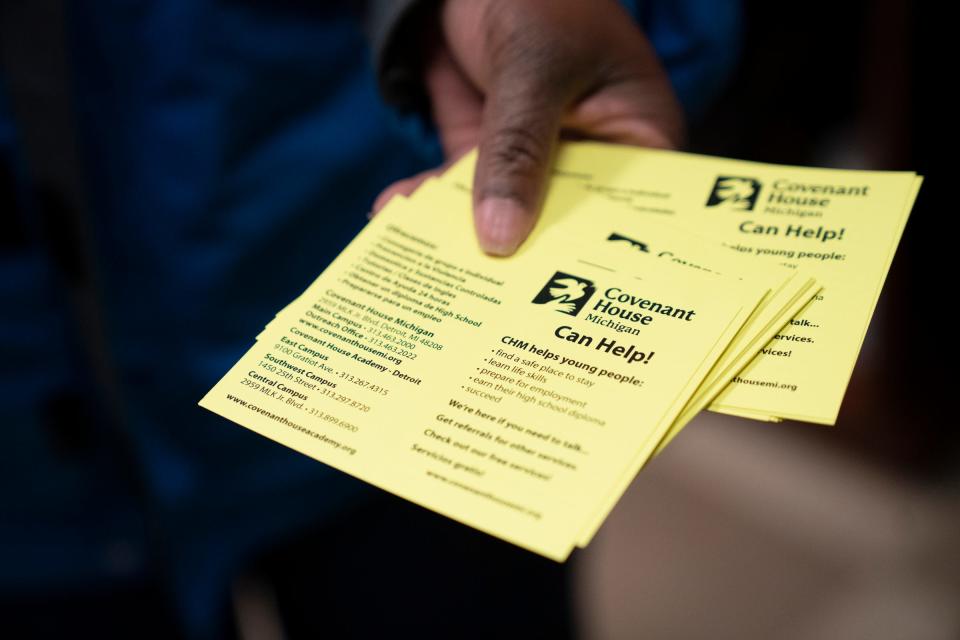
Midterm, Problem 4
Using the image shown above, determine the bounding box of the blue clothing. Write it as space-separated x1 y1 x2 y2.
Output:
0 1 740 636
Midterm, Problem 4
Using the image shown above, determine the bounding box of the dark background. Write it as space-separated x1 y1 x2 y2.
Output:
0 1 954 638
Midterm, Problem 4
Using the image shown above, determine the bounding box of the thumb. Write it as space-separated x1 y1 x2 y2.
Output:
473 80 564 256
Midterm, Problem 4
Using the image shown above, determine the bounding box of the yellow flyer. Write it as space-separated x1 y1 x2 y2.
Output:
201 192 754 559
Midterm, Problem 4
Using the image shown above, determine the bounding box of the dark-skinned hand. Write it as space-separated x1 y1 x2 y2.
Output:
373 0 684 256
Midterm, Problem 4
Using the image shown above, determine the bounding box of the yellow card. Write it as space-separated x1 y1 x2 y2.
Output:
201 190 755 559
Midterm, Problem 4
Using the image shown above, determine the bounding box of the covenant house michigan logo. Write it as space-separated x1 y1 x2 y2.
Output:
706 176 762 211
532 272 596 316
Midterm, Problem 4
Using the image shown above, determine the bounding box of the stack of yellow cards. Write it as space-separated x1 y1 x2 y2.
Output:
200 143 921 559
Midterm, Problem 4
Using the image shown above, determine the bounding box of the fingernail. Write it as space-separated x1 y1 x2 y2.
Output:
475 197 529 256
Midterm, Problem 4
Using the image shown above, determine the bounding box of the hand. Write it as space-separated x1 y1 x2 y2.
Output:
374 0 684 256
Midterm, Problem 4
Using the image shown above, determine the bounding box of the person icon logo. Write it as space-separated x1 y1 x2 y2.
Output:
531 272 596 316
706 176 762 211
